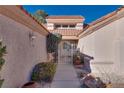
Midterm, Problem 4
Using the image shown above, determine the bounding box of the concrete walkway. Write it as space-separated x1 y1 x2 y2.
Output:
51 63 80 88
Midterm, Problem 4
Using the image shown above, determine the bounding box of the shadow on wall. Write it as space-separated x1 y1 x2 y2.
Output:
80 53 94 73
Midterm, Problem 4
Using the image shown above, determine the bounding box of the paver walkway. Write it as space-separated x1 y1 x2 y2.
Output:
51 63 80 88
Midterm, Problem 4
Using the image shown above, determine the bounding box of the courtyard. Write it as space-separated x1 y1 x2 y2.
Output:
0 5 124 88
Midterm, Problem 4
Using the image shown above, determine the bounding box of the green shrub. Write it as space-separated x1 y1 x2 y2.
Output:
0 41 6 87
47 33 62 53
73 50 84 65
31 62 57 83
0 58 5 70
46 33 62 62
0 79 4 88
73 53 82 64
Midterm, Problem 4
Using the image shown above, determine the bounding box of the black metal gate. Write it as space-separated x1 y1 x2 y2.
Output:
58 41 77 64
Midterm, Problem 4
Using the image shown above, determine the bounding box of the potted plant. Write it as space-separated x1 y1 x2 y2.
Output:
21 81 40 88
73 54 81 65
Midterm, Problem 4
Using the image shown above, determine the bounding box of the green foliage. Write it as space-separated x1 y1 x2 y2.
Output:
0 79 4 88
0 42 6 58
33 10 48 23
0 41 6 87
31 62 57 83
73 51 84 65
46 33 62 62
0 41 6 70
0 58 5 70
47 33 62 53
73 51 80 61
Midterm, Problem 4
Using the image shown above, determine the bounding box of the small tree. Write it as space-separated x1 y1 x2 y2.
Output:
33 10 48 23
0 41 6 87
46 33 62 62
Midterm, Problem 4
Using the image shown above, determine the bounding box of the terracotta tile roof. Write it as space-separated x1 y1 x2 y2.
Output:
46 15 84 19
49 29 83 36
87 6 124 29
89 12 116 27
16 5 49 34
78 6 124 36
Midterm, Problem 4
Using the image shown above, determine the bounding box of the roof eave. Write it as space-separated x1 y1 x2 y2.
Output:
78 6 124 38
0 5 50 36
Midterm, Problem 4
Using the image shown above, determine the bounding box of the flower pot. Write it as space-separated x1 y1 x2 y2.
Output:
74 60 81 65
22 81 40 88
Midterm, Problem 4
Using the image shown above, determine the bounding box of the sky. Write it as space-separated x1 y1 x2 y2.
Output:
23 5 121 23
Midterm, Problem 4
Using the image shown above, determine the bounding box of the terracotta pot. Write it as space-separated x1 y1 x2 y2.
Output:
106 83 112 88
22 81 40 88
74 60 81 65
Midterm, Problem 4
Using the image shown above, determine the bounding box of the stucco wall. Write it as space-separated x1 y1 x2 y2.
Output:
77 16 124 82
0 14 47 87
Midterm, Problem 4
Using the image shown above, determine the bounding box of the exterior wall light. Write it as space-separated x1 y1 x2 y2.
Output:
29 32 36 47
29 32 36 41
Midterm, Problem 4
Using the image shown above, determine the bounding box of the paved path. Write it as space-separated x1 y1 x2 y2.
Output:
51 63 80 88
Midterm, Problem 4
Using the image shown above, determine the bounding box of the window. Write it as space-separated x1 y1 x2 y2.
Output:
55 24 76 29
62 25 68 28
69 25 76 28
55 25 61 28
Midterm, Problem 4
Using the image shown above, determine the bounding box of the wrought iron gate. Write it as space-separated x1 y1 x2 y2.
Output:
58 41 77 64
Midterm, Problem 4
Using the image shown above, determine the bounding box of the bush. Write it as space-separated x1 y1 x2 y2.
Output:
73 53 83 65
0 42 6 70
47 33 62 53
0 41 6 87
31 62 56 83
0 79 4 88
46 33 62 62
73 51 84 65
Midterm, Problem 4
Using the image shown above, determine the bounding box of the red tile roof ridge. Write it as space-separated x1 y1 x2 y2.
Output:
78 6 124 37
86 6 124 30
49 29 83 36
46 15 84 19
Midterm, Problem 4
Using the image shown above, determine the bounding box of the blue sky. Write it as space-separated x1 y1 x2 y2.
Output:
23 5 121 23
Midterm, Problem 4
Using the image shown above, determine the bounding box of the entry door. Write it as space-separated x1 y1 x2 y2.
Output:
58 41 73 64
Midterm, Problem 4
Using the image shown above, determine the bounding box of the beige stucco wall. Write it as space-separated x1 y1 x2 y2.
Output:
0 14 47 88
77 16 124 83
